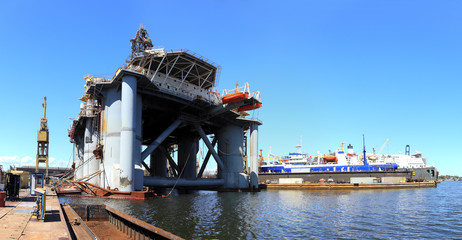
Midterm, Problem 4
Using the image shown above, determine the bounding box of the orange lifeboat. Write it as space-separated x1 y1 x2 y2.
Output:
323 155 337 163
238 102 262 112
222 82 250 104
222 91 249 104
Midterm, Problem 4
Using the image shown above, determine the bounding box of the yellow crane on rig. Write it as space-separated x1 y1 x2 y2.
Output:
36 97 49 178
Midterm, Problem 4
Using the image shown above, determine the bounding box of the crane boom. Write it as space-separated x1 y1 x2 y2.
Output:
42 97 47 119
40 97 48 130
378 138 389 155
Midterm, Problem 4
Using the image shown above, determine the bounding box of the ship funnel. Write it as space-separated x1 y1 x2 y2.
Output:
347 144 354 156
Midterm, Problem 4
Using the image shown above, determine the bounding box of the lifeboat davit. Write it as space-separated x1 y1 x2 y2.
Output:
324 155 337 163
222 92 249 104
238 102 262 112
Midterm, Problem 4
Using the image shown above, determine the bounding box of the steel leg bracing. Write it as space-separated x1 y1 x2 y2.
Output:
194 124 225 171
197 137 218 178
141 119 183 161
159 145 179 177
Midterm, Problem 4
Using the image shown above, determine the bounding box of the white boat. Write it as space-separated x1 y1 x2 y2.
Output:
260 142 430 173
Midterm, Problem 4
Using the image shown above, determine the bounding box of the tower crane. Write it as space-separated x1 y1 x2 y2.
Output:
36 97 49 179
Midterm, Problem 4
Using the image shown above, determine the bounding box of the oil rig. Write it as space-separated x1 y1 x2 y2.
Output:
66 26 262 197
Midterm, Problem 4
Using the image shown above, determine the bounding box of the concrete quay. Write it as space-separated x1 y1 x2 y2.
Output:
0 188 70 240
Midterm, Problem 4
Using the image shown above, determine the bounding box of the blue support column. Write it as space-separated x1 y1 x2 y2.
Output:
249 123 259 190
178 133 198 179
119 75 137 191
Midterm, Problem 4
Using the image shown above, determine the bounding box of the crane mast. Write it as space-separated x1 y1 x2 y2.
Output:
36 96 49 179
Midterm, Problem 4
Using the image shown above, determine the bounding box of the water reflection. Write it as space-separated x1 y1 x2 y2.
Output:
60 182 462 239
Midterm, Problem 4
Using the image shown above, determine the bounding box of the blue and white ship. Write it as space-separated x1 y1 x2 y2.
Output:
259 141 427 173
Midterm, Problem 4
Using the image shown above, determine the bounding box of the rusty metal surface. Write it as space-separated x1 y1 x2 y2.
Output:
55 184 82 195
62 204 97 239
0 209 31 239
67 181 161 200
70 204 108 221
61 203 183 239
86 221 128 240
105 205 184 240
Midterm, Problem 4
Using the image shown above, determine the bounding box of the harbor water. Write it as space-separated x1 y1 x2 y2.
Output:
60 181 462 239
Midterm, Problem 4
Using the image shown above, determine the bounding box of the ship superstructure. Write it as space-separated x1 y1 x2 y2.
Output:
260 142 431 173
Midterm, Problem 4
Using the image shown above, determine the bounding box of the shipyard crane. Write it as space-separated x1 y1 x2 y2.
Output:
378 138 389 155
36 97 49 179
259 149 264 166
264 147 282 164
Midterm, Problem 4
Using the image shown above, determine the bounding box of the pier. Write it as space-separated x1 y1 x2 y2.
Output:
0 187 70 239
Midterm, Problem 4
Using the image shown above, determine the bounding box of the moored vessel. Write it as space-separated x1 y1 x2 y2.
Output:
260 140 433 175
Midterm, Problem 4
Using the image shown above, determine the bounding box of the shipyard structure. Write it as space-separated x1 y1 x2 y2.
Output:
68 27 262 193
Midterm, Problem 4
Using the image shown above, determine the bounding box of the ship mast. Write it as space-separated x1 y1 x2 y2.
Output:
295 135 302 153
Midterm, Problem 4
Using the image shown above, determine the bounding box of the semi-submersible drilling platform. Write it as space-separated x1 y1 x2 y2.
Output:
67 27 262 197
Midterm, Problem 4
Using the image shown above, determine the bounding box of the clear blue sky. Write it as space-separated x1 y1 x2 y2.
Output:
0 1 461 175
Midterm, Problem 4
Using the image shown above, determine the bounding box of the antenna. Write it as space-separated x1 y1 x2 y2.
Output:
268 146 274 158
295 135 302 153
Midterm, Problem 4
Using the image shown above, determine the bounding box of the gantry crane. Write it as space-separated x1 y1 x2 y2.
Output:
36 97 49 178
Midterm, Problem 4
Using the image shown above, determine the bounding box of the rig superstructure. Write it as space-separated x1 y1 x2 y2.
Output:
67 26 262 195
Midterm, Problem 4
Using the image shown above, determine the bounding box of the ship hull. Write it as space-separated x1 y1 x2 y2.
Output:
260 164 398 173
259 166 438 184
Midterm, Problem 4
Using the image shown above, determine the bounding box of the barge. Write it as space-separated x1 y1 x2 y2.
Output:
62 203 183 240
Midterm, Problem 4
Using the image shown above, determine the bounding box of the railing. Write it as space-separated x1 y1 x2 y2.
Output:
223 82 249 95
55 155 96 188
